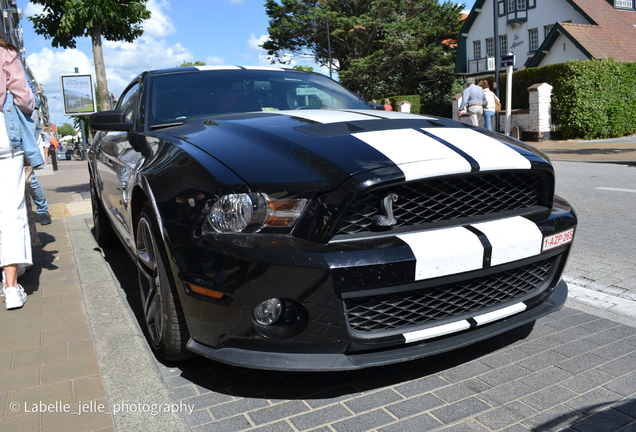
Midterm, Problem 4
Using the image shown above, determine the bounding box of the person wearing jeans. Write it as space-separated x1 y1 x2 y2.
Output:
479 80 499 131
0 35 35 310
29 173 51 224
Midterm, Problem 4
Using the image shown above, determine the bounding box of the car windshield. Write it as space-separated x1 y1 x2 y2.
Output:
147 68 372 127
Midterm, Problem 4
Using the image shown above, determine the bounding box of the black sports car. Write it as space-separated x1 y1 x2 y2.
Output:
88 66 576 371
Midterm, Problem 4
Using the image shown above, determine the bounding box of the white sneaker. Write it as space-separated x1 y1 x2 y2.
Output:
2 285 27 309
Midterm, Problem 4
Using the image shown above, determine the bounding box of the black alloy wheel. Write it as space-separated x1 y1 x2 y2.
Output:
136 203 191 361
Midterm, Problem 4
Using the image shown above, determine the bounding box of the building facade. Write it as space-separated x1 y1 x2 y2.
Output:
1 0 50 127
455 0 636 77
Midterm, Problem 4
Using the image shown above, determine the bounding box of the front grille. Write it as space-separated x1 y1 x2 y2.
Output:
335 172 545 236
345 257 555 334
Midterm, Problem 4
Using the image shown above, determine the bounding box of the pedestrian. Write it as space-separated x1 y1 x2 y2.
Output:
30 172 51 224
48 134 59 162
458 77 486 126
479 80 500 131
383 99 393 111
41 127 51 164
0 34 36 309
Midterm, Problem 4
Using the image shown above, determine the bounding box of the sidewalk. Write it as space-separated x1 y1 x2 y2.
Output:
528 134 636 164
2 143 635 431
1 160 188 432
0 161 113 431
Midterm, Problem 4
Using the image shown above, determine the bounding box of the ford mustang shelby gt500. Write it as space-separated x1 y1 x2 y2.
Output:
88 66 576 371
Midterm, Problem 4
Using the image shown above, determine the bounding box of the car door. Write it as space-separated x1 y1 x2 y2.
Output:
94 81 142 249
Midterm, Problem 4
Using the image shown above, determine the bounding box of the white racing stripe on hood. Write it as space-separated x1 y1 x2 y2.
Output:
286 109 381 123
367 111 436 120
421 128 531 171
471 216 543 266
353 129 472 181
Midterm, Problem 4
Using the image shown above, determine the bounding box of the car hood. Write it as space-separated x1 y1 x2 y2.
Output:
161 109 549 190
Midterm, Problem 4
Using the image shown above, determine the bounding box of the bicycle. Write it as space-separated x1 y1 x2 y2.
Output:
71 141 84 161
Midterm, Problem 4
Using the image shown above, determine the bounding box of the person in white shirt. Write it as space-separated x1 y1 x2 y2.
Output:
479 80 500 131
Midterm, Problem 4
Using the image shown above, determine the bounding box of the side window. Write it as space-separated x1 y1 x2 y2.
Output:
117 83 141 123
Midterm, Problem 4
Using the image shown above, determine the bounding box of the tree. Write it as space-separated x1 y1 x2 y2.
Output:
57 122 76 137
263 0 464 116
29 0 151 112
178 60 206 67
293 65 314 72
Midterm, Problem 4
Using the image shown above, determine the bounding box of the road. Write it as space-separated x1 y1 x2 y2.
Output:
87 160 636 431
552 161 636 301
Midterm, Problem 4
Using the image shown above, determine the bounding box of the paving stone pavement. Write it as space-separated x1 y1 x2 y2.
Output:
3 151 636 431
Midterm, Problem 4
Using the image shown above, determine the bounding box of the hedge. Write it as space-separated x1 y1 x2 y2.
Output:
373 95 421 114
481 59 636 140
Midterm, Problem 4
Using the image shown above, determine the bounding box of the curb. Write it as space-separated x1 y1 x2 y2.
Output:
67 215 190 432
565 283 636 327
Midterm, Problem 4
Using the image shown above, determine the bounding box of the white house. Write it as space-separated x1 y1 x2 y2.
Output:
455 0 636 77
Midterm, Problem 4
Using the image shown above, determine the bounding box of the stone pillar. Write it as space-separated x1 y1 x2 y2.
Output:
526 83 552 142
452 93 461 122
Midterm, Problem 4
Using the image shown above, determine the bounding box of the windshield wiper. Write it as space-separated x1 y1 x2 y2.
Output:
150 121 187 130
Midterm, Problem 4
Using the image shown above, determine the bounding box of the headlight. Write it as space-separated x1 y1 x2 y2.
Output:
207 193 307 234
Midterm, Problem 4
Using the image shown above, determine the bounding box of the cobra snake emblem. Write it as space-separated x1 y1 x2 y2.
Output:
376 193 398 227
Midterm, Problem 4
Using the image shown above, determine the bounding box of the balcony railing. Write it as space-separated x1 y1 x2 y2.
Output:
468 56 496 74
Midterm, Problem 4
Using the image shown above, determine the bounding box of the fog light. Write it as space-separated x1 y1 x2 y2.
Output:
253 298 282 325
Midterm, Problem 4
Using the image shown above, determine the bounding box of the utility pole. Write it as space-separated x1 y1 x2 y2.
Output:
75 67 89 160
493 0 500 132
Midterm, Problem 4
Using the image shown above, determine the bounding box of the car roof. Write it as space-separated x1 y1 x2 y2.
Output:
148 65 295 76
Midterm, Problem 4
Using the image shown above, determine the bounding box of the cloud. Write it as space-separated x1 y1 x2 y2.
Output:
247 34 269 51
26 35 194 100
26 47 93 93
143 0 177 38
229 0 246 3
25 2 45 17
205 55 225 65
102 36 193 94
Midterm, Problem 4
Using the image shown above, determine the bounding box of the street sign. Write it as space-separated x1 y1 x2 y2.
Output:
501 54 515 68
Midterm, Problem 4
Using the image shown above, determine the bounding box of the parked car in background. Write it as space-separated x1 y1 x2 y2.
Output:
88 66 576 371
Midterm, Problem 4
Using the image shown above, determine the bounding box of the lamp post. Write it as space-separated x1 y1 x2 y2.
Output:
49 96 59 171
311 4 332 79
50 96 58 137
493 0 500 132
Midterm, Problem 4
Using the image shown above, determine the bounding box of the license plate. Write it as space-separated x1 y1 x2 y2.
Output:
542 228 574 252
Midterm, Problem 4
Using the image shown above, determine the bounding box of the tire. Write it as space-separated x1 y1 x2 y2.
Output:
136 203 191 361
90 178 118 246
72 147 83 161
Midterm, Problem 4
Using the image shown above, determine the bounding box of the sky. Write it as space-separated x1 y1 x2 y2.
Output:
20 0 476 128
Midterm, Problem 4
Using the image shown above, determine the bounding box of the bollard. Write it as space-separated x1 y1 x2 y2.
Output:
49 147 58 171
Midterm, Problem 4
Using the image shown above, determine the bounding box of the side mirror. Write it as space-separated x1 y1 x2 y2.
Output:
89 110 133 131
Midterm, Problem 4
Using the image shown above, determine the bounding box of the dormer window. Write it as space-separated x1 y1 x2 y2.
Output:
615 0 634 9
499 0 536 26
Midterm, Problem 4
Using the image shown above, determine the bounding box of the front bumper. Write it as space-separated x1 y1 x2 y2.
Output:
186 279 567 371
164 200 575 371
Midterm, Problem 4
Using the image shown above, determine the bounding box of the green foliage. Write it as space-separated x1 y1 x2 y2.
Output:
293 65 314 72
178 60 206 67
29 0 151 48
481 63 571 110
29 0 151 111
263 0 463 116
57 122 76 137
480 59 636 139
379 95 420 114
552 60 636 140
